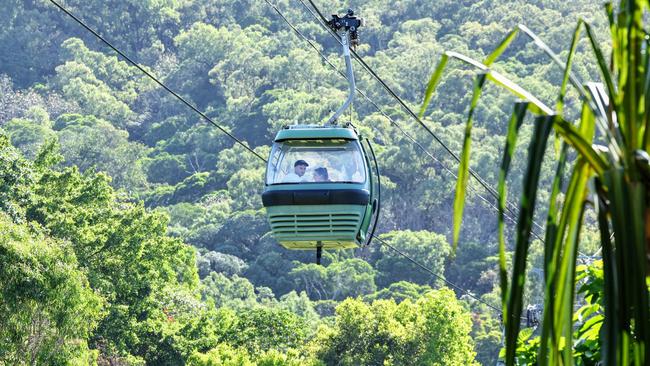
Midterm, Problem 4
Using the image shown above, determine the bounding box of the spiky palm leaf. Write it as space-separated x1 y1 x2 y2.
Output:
420 1 650 364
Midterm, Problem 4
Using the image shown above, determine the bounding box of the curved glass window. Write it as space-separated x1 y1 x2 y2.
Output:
266 139 367 185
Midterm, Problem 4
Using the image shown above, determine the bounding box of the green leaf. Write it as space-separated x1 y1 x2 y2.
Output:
552 159 590 366
643 34 650 149
443 51 554 115
486 72 554 115
556 21 584 114
584 22 619 133
538 142 568 366
604 168 650 365
497 102 528 313
484 27 520 66
452 73 488 251
419 53 448 118
552 117 607 175
518 23 589 106
519 22 623 158
505 115 554 366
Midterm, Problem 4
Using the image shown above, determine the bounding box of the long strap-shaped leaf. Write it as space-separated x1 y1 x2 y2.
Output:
484 28 520 67
498 102 528 315
605 167 649 366
422 51 554 116
553 117 607 175
596 178 619 366
422 50 609 176
419 24 518 119
538 142 568 365
609 0 647 152
419 53 448 118
505 115 554 366
544 103 597 364
452 73 488 250
643 33 650 149
584 21 623 156
419 26 520 118
552 159 590 365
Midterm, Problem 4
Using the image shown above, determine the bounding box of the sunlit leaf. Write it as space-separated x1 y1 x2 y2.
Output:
419 53 448 118
505 115 554 366
484 28 519 66
497 102 528 313
452 73 488 251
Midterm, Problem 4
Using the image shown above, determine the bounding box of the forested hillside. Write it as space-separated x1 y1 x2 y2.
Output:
1 0 607 364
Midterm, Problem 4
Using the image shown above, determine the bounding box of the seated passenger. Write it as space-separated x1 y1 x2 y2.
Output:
313 167 331 182
283 160 309 183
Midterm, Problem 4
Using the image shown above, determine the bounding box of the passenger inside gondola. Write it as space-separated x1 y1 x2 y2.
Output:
313 167 331 182
282 159 309 182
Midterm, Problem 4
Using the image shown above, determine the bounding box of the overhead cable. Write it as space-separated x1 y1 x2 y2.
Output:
374 235 516 316
48 0 267 163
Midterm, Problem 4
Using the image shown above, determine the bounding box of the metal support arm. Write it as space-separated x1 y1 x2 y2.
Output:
327 30 355 125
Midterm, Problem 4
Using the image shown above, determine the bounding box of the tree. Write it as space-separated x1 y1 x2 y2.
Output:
0 213 103 364
201 272 259 310
373 230 450 288
131 286 224 364
314 289 477 365
364 281 433 303
194 209 269 258
197 251 248 278
18 144 199 360
445 240 500 295
290 258 377 301
52 60 136 127
63 0 184 56
278 291 321 335
170 22 232 108
146 152 191 184
4 107 56 158
416 289 478 365
244 235 301 298
187 344 253 366
0 133 34 220
226 308 308 354
0 0 66 87
54 113 149 191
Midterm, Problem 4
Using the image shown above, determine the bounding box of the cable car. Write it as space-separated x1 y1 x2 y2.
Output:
262 124 379 261
261 9 379 264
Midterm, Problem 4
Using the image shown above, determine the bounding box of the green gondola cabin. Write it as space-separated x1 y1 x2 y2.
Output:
262 125 377 251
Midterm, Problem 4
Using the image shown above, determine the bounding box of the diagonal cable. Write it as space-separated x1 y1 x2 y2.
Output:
48 0 267 163
374 234 530 319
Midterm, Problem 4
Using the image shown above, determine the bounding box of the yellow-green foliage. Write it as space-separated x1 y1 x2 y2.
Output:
314 289 478 365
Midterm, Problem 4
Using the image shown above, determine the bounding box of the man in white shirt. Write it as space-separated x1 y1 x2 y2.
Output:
283 160 309 182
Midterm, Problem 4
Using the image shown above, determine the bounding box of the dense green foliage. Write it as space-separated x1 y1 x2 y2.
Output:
0 213 102 364
314 291 477 365
0 0 608 364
